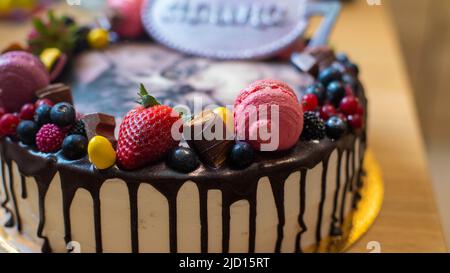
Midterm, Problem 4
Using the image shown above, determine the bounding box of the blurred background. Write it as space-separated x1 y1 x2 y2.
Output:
0 0 449 250
389 0 450 249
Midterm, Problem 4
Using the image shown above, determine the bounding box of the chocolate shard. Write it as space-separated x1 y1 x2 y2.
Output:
81 113 117 147
184 110 234 168
291 52 319 76
291 46 336 77
36 83 73 104
305 46 336 71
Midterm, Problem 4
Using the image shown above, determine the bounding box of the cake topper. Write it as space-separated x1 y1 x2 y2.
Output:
141 0 308 60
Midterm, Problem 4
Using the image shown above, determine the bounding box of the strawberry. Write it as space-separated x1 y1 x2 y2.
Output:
116 84 182 170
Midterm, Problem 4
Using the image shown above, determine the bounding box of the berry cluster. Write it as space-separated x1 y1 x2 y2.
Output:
300 54 364 141
115 85 257 173
27 11 110 56
0 99 88 161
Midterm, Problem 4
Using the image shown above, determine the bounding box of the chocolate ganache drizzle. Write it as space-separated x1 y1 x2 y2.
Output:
0 122 366 253
0 44 367 253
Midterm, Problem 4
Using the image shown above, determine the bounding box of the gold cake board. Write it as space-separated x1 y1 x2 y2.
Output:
0 151 383 253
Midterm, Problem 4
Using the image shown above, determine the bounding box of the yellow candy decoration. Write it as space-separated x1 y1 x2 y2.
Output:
87 28 110 50
213 107 234 132
40 48 62 71
88 136 116 170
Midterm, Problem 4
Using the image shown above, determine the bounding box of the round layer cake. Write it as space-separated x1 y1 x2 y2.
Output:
0 9 366 253
0 43 366 253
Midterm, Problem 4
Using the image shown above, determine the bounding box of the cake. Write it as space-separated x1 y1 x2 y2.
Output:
0 1 367 253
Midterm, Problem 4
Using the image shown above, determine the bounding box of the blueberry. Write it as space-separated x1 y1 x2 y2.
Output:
336 53 349 64
326 81 346 107
318 66 342 87
74 26 91 54
304 82 326 105
325 116 347 140
229 142 255 169
50 103 76 127
345 62 359 77
63 16 76 26
17 120 39 145
342 73 358 92
34 104 52 126
167 147 200 173
62 135 88 160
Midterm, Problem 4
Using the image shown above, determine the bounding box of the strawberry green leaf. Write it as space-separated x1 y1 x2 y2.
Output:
137 84 161 108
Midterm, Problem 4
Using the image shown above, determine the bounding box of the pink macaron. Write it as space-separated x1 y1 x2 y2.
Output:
108 0 144 39
234 79 304 151
0 51 50 112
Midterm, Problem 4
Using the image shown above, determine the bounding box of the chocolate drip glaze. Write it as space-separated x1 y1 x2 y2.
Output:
295 170 307 253
0 132 365 253
330 150 343 237
1 157 14 228
340 151 352 225
198 184 208 253
269 172 291 253
127 182 140 253
168 192 179 253
92 187 103 253
350 146 356 192
247 186 257 253
20 175 27 199
221 189 231 253
35 174 53 253
59 171 77 250
7 162 21 232
315 158 329 246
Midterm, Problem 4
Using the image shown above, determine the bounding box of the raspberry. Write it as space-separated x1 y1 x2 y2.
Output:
301 111 326 141
36 124 64 153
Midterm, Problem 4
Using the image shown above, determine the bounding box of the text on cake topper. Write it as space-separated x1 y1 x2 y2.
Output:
161 0 287 29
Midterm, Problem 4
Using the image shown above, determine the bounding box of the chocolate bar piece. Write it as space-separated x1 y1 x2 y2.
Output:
184 110 234 168
81 113 117 147
1 43 26 54
291 52 319 76
306 46 336 71
291 46 336 77
36 83 73 104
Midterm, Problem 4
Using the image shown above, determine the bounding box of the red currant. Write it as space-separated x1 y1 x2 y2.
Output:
301 93 319 112
35 98 54 108
0 113 20 136
19 103 36 120
0 107 6 119
340 96 359 115
345 85 354 96
348 114 363 129
334 113 348 123
320 104 337 121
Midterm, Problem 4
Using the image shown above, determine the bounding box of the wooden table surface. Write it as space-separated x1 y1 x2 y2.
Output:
0 0 447 253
